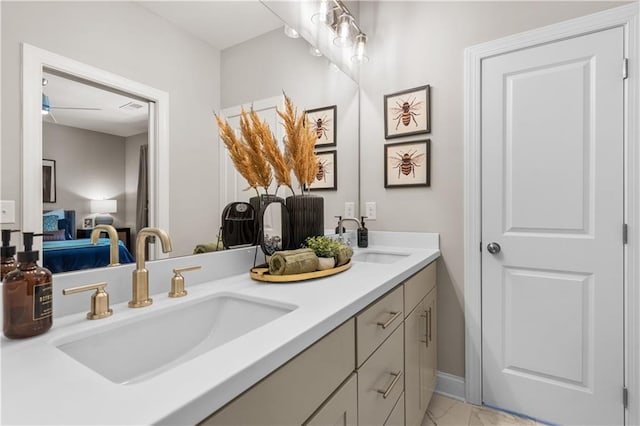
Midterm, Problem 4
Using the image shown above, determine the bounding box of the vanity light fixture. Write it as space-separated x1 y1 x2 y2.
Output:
284 24 300 39
311 0 332 24
314 0 368 61
352 33 369 63
334 12 354 47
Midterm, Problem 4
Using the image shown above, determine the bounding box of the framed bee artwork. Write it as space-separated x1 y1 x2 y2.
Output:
305 105 337 147
309 150 337 191
384 140 431 188
384 85 431 139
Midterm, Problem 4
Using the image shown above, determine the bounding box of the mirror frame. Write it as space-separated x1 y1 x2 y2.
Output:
21 43 170 259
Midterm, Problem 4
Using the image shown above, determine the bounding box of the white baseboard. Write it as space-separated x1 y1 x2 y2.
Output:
435 371 466 401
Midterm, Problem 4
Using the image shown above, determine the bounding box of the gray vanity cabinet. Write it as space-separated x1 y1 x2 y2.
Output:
403 262 437 426
199 319 355 426
199 260 437 426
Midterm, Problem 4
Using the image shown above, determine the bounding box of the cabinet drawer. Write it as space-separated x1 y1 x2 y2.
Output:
358 325 404 426
200 319 355 425
356 285 403 366
304 373 357 426
404 261 436 317
384 393 405 426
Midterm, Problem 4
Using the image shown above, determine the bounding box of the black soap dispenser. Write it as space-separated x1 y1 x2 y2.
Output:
1 229 19 280
334 216 345 234
3 232 53 339
357 216 368 248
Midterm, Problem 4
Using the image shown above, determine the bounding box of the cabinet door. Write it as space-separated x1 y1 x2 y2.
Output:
384 393 405 426
422 288 437 409
358 325 404 426
305 374 357 426
200 319 355 425
404 297 428 426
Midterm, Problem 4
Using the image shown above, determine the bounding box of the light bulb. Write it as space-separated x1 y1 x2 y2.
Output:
333 13 354 47
352 33 369 63
319 0 328 22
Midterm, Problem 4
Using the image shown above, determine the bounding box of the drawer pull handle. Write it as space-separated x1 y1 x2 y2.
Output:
377 371 402 399
428 307 433 342
421 310 429 347
377 311 401 329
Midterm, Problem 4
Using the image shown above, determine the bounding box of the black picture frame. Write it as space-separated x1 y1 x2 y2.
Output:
384 140 431 188
305 105 337 147
309 150 337 191
43 158 56 203
384 85 431 139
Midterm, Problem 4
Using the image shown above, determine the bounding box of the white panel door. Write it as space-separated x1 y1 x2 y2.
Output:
481 27 624 425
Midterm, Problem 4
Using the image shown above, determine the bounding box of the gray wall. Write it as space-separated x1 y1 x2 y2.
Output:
358 1 625 377
221 28 359 229
1 1 221 256
43 123 126 229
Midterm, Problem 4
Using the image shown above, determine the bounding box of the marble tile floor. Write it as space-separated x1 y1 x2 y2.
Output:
423 394 546 426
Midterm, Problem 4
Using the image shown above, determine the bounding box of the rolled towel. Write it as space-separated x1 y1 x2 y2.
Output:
336 244 354 266
269 248 319 275
193 241 223 254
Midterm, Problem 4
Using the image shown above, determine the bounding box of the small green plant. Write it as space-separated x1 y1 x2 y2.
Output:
305 236 341 258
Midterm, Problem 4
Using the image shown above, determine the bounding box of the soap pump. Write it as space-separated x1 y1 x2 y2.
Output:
3 232 53 339
1 229 20 280
357 216 368 248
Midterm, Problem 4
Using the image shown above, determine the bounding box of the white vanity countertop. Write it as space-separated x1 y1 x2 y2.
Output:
1 232 440 425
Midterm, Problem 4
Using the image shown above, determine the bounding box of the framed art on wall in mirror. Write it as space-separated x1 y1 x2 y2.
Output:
42 159 56 203
310 150 337 191
305 105 337 147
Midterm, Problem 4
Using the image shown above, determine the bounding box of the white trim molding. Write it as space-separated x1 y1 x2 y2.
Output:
435 371 466 402
463 4 639 424
21 43 170 258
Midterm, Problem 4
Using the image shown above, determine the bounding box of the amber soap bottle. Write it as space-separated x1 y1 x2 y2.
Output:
1 229 19 280
3 232 53 339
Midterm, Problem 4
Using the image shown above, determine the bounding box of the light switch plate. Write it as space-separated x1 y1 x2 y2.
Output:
365 202 376 220
1 200 16 224
344 202 355 219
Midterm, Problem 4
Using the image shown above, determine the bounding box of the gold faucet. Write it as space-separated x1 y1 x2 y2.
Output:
90 225 120 266
130 227 172 308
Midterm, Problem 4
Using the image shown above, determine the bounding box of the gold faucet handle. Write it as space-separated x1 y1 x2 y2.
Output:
62 282 113 320
169 266 202 298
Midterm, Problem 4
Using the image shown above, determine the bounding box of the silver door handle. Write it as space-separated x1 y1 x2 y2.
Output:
487 242 501 254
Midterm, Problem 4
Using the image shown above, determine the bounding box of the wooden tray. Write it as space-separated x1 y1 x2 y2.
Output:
250 260 352 283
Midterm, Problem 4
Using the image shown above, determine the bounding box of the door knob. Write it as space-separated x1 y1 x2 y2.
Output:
487 242 501 254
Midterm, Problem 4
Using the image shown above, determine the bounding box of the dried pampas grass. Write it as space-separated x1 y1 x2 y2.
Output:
250 110 292 192
215 113 259 192
239 108 272 190
278 94 318 191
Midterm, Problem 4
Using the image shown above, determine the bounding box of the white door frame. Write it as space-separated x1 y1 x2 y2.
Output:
22 43 170 258
463 3 639 423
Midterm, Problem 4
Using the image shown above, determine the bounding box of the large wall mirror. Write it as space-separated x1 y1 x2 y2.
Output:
15 1 359 275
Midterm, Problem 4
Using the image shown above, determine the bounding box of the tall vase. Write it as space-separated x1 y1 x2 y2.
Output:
286 194 324 249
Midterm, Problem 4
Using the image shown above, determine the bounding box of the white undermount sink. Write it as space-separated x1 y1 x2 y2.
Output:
54 293 296 385
351 250 410 264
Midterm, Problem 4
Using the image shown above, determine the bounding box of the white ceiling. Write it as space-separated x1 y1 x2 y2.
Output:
42 2 284 137
43 72 149 138
138 1 284 50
